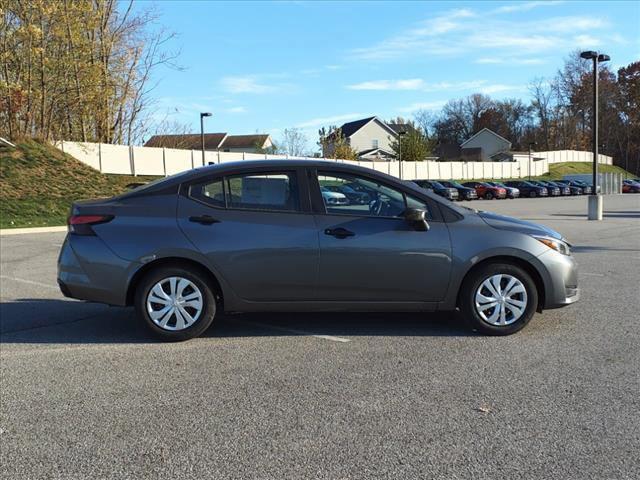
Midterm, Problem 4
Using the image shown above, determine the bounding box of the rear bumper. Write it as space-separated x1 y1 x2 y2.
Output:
57 234 137 306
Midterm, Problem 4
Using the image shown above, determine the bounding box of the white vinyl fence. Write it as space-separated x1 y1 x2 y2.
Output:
537 150 613 165
55 141 612 181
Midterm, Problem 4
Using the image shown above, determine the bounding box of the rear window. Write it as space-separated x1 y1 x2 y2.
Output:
190 172 300 212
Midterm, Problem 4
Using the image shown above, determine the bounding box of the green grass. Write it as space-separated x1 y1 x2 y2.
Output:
0 139 159 228
456 161 634 184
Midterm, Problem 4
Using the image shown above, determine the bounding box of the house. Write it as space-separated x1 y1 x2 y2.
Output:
144 133 273 153
460 128 512 161
324 116 399 161
218 134 273 153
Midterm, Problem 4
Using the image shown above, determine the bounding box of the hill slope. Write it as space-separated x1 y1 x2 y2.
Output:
0 140 157 228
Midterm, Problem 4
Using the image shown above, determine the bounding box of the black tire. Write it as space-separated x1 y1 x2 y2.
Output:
484 192 494 200
529 190 537 198
135 265 217 341
459 262 538 336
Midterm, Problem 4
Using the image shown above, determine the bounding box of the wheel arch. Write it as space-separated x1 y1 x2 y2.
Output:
456 255 546 311
126 257 225 309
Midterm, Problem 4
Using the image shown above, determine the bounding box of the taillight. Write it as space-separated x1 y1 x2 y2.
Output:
68 215 113 235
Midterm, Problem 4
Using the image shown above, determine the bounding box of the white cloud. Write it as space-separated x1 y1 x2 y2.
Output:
574 34 602 48
296 113 364 129
493 1 564 14
350 11 613 62
479 84 526 94
346 79 488 92
476 57 545 65
347 79 425 91
220 76 275 94
226 106 246 114
398 101 447 113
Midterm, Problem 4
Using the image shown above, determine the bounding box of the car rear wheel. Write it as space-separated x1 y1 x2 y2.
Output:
135 266 217 341
459 262 538 335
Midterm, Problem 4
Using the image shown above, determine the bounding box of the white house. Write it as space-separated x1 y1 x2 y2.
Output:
324 116 400 161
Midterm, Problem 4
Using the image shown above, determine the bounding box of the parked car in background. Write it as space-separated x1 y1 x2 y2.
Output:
504 181 548 198
439 181 478 201
486 182 519 199
321 187 349 205
540 181 570 196
462 181 507 200
557 179 593 194
529 180 560 196
553 180 583 195
58 159 579 340
413 180 459 201
622 179 640 193
323 184 369 204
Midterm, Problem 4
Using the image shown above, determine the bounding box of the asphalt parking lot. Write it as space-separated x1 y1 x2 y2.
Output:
1 195 639 479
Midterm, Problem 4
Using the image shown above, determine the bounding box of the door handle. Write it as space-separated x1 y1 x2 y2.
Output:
189 215 220 225
324 227 355 239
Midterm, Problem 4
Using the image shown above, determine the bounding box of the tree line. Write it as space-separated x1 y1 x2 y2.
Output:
415 53 639 174
1 0 177 144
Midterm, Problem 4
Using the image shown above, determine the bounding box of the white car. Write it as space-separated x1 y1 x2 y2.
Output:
321 187 349 205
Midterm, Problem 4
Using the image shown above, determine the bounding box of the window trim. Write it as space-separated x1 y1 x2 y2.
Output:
313 169 437 221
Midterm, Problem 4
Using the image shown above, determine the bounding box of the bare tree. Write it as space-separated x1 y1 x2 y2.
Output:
279 128 308 157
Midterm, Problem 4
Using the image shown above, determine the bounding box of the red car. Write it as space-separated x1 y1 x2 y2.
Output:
622 180 640 193
462 181 507 200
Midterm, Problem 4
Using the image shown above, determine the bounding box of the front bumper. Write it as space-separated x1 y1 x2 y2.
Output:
537 248 580 309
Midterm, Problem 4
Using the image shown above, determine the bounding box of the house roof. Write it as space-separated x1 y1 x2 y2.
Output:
358 147 396 157
460 128 512 148
144 133 227 150
220 134 270 149
337 116 398 138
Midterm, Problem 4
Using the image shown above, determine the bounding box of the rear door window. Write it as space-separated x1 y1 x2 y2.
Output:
225 172 300 212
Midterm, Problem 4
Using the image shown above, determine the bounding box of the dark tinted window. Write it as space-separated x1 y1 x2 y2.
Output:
318 171 431 219
190 178 225 208
225 172 300 212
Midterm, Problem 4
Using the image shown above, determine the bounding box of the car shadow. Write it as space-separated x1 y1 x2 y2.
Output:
0 298 473 345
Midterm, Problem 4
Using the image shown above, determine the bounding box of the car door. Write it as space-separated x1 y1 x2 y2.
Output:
177 168 319 302
311 169 452 303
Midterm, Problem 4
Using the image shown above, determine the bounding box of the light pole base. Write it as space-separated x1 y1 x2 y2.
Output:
587 194 603 220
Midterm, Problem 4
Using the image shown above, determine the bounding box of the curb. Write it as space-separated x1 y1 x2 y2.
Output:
0 226 67 236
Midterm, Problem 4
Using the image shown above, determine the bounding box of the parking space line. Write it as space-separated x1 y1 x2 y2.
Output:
0 275 59 290
582 272 605 277
235 319 351 343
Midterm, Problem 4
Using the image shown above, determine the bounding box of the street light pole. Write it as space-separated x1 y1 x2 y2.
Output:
580 51 609 220
200 112 212 165
398 130 407 179
528 142 536 181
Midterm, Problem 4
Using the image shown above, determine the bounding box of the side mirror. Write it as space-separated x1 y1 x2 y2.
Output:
404 208 429 231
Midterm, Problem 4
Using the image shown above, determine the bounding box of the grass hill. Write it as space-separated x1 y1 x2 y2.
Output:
0 139 157 228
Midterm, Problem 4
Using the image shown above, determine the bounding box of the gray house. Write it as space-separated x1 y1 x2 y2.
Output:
460 128 512 161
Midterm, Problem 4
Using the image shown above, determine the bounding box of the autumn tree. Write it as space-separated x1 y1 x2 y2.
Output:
0 0 178 144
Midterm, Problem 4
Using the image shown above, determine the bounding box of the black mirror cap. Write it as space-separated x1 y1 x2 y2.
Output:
404 208 430 231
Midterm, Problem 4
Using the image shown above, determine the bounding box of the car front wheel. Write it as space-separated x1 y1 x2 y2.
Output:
459 263 538 335
135 266 217 341
529 190 537 198
484 192 494 200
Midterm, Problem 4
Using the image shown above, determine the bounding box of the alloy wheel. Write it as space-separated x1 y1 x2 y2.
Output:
474 274 528 326
146 277 204 331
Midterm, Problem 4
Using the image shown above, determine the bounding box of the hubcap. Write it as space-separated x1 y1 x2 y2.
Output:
146 277 203 331
474 274 528 326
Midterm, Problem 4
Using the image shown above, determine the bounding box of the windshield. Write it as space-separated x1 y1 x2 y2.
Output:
430 181 445 189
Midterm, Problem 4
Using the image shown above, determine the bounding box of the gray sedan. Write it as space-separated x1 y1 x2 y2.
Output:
58 160 579 340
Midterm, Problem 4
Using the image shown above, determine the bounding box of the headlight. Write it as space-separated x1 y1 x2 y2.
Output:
533 235 571 256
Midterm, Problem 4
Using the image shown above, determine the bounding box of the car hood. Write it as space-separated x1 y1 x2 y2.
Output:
478 211 562 240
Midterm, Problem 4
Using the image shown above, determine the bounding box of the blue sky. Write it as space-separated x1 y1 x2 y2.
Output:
147 0 639 151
